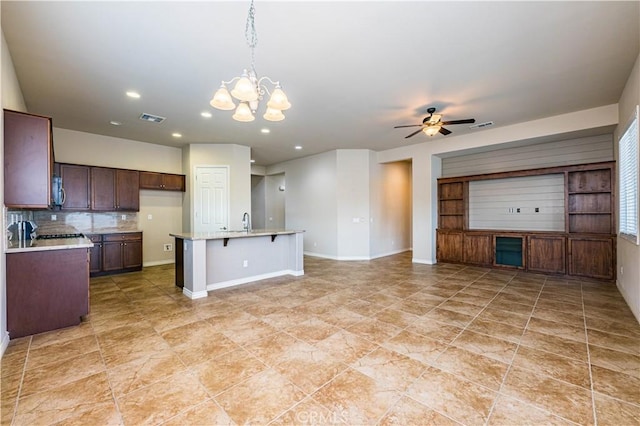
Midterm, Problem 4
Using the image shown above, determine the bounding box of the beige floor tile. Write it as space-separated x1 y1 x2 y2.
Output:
270 396 336 425
501 366 593 425
467 318 525 343
451 330 517 364
89 311 146 333
25 334 100 370
586 315 640 339
593 392 640 426
161 321 239 366
378 396 458 426
220 317 279 345
29 322 94 350
1 348 28 379
95 321 157 349
520 329 589 362
51 401 122 426
193 348 267 395
374 308 420 329
511 345 591 389
13 372 114 425
589 344 640 379
405 317 463 344
100 333 171 368
244 331 300 366
591 364 640 405
406 366 496 425
488 394 575 425
118 371 209 425
273 340 347 394
475 307 530 328
106 349 186 397
20 350 105 398
1 372 21 425
162 399 236 426
215 368 306 425
314 329 379 364
347 318 403 345
312 368 401 425
352 346 426 391
588 328 640 355
434 346 509 391
285 317 340 344
383 330 448 365
526 317 587 343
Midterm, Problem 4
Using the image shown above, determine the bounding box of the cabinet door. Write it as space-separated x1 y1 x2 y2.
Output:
116 169 139 211
139 171 163 190
102 241 123 271
437 231 463 263
88 235 103 274
162 174 185 191
60 164 91 210
568 237 614 280
123 239 142 268
463 233 492 265
91 167 116 211
4 110 53 208
528 235 566 274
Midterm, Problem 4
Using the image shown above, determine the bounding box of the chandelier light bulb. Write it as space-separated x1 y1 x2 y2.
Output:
231 71 258 102
423 126 441 136
267 87 291 111
232 102 255 122
210 85 235 110
263 107 285 122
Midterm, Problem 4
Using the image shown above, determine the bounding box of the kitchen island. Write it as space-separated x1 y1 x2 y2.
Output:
170 229 304 299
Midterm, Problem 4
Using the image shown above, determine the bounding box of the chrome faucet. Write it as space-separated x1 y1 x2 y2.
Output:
242 212 251 232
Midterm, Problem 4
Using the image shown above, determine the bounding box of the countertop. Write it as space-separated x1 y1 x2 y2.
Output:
170 229 304 241
6 236 94 254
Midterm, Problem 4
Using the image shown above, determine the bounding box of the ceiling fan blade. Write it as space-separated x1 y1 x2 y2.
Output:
394 124 422 128
405 129 424 139
439 127 452 135
441 119 476 125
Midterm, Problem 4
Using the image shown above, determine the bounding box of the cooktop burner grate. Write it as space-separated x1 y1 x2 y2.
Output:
36 233 85 240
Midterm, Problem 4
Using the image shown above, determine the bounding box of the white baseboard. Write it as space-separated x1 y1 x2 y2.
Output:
206 269 304 292
412 257 436 265
143 259 175 268
305 248 411 262
616 279 640 325
371 248 411 260
182 288 208 300
0 331 10 359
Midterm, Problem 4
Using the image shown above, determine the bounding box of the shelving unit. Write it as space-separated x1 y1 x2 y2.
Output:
438 181 465 230
567 168 614 234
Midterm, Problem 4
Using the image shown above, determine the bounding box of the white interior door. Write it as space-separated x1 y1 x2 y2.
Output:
194 166 229 233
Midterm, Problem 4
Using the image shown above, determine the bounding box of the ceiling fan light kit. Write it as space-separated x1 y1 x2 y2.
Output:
394 107 475 139
210 0 291 122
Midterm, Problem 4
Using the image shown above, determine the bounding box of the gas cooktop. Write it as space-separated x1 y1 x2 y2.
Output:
36 233 85 240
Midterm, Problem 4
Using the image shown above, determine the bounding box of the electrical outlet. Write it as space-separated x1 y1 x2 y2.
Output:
147 214 153 220
121 214 126 220
51 214 57 221
516 208 521 213
243 260 248 268
163 243 172 252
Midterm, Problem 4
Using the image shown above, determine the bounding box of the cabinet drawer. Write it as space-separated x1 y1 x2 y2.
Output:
103 232 142 242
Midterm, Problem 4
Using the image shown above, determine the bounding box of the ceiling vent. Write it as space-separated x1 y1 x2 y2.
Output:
139 113 166 123
470 121 494 129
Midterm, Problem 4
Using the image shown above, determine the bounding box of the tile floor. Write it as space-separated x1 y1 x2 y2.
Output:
2 252 639 425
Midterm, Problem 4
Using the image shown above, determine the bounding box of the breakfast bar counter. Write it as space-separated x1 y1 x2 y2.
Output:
170 229 304 299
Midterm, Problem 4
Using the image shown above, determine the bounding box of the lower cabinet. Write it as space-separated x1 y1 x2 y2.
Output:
528 235 566 275
7 248 89 338
89 232 143 276
463 233 492 266
568 236 615 280
436 231 463 263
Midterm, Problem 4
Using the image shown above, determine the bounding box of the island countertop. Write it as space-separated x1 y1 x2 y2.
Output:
170 229 304 241
6 236 93 254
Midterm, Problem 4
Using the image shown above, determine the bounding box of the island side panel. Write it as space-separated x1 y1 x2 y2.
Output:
289 232 304 275
182 239 208 299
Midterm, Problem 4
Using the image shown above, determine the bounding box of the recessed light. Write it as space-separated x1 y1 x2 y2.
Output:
109 120 122 126
172 133 182 138
126 91 141 99
295 145 302 150
261 128 270 134
201 111 212 118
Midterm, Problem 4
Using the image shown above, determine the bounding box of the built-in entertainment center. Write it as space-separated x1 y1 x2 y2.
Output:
436 161 616 280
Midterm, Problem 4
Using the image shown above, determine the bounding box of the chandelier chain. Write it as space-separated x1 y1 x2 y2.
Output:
245 0 258 73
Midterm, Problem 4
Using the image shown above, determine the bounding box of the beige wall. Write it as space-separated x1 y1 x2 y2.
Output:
53 128 184 266
616 52 640 323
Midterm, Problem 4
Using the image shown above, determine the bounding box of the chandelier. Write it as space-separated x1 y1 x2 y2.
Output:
210 0 291 122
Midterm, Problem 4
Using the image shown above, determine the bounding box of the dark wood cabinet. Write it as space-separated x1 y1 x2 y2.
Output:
438 181 465 230
567 168 614 234
528 235 566 274
101 232 143 273
88 234 103 274
139 171 185 191
4 109 53 208
463 233 492 266
91 167 139 211
436 231 463 263
568 236 614 280
7 248 89 338
60 164 90 210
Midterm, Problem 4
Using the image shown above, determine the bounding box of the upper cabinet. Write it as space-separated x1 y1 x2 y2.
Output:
60 164 90 210
4 110 54 208
139 171 185 191
91 167 139 211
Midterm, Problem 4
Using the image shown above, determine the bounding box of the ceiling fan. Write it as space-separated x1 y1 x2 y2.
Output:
394 107 476 138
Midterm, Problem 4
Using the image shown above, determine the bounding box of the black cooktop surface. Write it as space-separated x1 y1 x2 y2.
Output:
36 233 85 240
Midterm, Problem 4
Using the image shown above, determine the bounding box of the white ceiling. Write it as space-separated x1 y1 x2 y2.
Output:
2 1 638 166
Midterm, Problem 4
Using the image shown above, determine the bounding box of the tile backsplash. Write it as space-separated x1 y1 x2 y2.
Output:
6 209 139 235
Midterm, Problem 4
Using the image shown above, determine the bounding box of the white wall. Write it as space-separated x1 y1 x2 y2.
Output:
183 144 251 232
251 175 266 229
52 128 183 266
265 173 285 229
616 52 640 324
268 151 338 257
